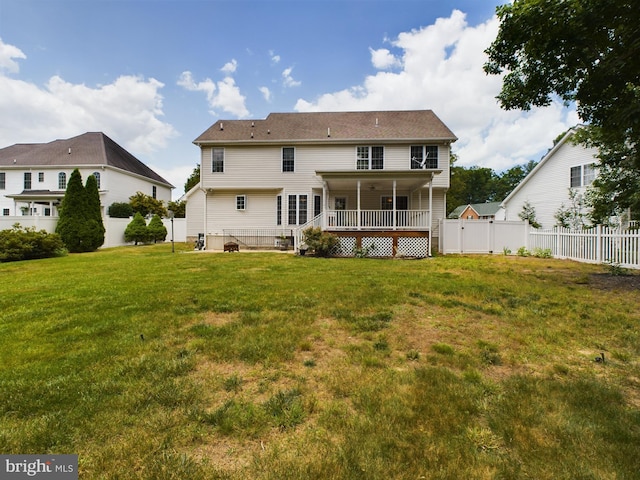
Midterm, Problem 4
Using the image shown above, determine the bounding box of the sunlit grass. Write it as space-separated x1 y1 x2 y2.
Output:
0 245 638 478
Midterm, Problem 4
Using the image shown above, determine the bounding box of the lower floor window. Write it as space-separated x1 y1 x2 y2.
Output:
236 195 246 210
288 194 307 225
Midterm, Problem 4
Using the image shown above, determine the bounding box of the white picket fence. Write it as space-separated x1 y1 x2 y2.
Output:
440 220 640 269
529 225 639 269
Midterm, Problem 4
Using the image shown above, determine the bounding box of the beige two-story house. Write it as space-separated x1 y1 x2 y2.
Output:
186 110 457 257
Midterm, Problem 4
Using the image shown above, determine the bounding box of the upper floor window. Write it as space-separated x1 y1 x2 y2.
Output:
411 145 438 169
152 186 157 199
282 147 295 172
0 172 5 190
38 172 45 182
212 148 224 173
356 146 384 170
570 163 596 188
58 172 66 190
24 172 32 190
92 172 101 189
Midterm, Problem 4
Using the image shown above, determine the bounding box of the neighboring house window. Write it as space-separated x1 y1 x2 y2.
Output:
236 195 246 211
44 208 51 217
212 148 224 173
411 145 438 169
0 172 5 189
335 197 347 210
282 147 295 172
93 171 101 189
24 172 32 190
58 172 66 190
276 195 282 225
38 172 44 182
2 208 9 216
356 146 384 170
152 186 157 199
570 163 596 187
288 194 308 225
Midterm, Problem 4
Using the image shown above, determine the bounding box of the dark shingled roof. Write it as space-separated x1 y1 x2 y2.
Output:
0 132 172 187
194 110 457 144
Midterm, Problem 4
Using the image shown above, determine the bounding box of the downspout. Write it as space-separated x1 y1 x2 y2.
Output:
202 184 208 249
429 173 434 233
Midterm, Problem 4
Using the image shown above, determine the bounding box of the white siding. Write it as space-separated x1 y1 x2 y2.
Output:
185 188 206 237
503 141 598 229
200 143 450 191
0 166 171 217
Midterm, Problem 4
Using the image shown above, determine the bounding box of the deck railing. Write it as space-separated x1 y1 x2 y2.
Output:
326 209 429 230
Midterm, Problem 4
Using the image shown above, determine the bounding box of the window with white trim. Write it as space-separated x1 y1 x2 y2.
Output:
0 172 5 190
24 172 32 190
282 147 295 172
288 194 307 225
58 172 66 190
93 172 101 189
276 195 282 225
38 172 44 182
212 148 224 173
236 195 246 211
411 145 438 169
356 146 384 170
570 163 596 187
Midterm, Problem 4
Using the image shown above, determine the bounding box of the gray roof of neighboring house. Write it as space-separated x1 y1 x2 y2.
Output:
194 110 458 144
0 132 173 187
448 201 503 218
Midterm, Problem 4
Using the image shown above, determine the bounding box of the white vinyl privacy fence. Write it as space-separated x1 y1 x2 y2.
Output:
439 220 640 269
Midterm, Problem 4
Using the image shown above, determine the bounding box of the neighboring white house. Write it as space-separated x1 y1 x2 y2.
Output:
186 110 457 257
501 127 598 229
0 132 173 218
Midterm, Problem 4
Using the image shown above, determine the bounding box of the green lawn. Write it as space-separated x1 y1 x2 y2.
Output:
1 245 638 479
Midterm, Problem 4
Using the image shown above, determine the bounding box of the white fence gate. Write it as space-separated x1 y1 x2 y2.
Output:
439 219 529 255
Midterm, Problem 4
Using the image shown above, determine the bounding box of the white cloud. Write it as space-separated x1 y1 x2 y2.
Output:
178 70 249 118
0 38 26 73
221 59 238 74
370 47 401 70
269 50 281 64
259 86 272 102
0 39 177 154
282 66 301 87
295 9 577 171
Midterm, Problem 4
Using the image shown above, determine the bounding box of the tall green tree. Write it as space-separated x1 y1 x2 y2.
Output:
56 169 100 253
84 174 105 250
184 164 200 193
484 0 640 220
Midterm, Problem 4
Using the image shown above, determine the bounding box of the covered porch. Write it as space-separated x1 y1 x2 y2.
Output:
315 169 440 232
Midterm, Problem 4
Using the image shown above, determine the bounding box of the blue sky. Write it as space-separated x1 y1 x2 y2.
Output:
0 0 577 198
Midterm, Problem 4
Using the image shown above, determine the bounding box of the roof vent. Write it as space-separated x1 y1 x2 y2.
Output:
267 129 270 134
375 118 379 127
327 127 331 137
68 148 71 154
220 123 224 131
251 121 255 127
251 132 254 138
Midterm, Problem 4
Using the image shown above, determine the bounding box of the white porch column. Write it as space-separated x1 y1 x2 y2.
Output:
428 173 434 231
393 180 397 230
357 180 361 230
322 182 328 229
